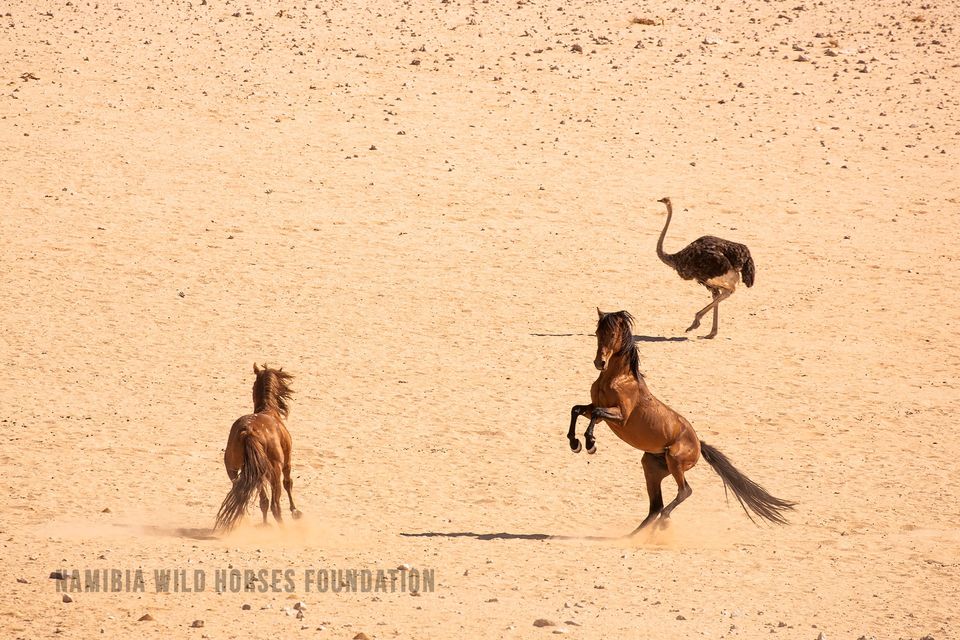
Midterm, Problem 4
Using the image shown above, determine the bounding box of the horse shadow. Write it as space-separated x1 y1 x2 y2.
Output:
112 523 220 540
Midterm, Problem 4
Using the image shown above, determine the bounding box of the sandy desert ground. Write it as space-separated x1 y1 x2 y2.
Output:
2 0 959 637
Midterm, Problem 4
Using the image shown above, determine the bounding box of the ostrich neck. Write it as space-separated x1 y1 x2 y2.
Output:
656 203 674 266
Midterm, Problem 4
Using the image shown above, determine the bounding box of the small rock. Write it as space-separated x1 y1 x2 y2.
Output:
703 36 723 45
296 610 304 620
50 571 67 580
17 577 28 584
190 620 204 628
779 622 787 627
552 630 568 635
397 563 412 571
676 614 686 620
570 44 582 53
101 507 111 513
62 594 73 603
293 602 306 611
564 620 581 626
241 604 252 610
138 614 154 622
533 619 556 627
795 55 810 62
410 59 421 65
353 634 371 640
816 633 826 640
824 49 838 56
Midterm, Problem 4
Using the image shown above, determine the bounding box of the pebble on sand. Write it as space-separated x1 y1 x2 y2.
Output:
190 620 204 628
353 633 371 640
62 594 73 603
241 604 252 610
533 618 556 627
138 614 154 622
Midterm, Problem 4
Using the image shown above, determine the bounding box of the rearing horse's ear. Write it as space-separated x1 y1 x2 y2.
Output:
597 306 604 319
253 363 261 375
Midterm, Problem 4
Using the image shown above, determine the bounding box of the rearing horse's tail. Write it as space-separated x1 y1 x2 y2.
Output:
215 431 271 531
700 441 794 524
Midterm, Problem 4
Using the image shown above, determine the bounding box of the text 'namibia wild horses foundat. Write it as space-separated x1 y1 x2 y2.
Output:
215 364 302 531
568 310 794 534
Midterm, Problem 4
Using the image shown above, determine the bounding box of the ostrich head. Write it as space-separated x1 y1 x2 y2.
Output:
657 196 671 206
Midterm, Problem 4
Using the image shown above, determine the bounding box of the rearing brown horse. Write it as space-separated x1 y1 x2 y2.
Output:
215 364 302 531
568 309 794 533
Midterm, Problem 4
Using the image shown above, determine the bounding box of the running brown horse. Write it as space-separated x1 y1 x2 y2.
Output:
567 309 794 533
215 364 302 531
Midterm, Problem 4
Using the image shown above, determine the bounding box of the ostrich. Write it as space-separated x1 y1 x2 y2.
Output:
655 197 755 339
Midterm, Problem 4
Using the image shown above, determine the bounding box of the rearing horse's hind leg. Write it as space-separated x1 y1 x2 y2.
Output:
629 453 670 536
282 463 302 520
659 452 693 521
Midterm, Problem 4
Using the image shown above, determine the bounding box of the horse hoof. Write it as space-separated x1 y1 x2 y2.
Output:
291 510 303 520
569 439 582 453
586 444 597 455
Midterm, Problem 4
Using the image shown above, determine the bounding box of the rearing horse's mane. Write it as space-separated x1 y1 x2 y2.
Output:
596 311 643 381
253 365 294 418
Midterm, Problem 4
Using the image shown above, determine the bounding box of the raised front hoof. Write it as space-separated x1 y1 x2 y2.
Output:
291 510 303 520
585 441 597 455
569 438 582 453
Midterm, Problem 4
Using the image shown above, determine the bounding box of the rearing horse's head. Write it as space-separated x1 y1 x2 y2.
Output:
594 308 636 371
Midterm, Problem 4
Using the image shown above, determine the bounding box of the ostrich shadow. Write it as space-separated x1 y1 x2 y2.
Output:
399 531 619 542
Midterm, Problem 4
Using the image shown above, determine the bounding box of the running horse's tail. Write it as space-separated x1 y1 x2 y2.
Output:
700 441 794 524
215 431 272 531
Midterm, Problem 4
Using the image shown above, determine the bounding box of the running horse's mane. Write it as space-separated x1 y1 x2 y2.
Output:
253 365 294 418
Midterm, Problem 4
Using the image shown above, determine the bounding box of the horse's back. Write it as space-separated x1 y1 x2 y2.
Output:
225 412 290 467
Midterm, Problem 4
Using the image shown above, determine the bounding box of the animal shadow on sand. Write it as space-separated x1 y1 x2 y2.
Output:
114 523 219 540
633 335 688 343
529 333 687 342
399 531 619 542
